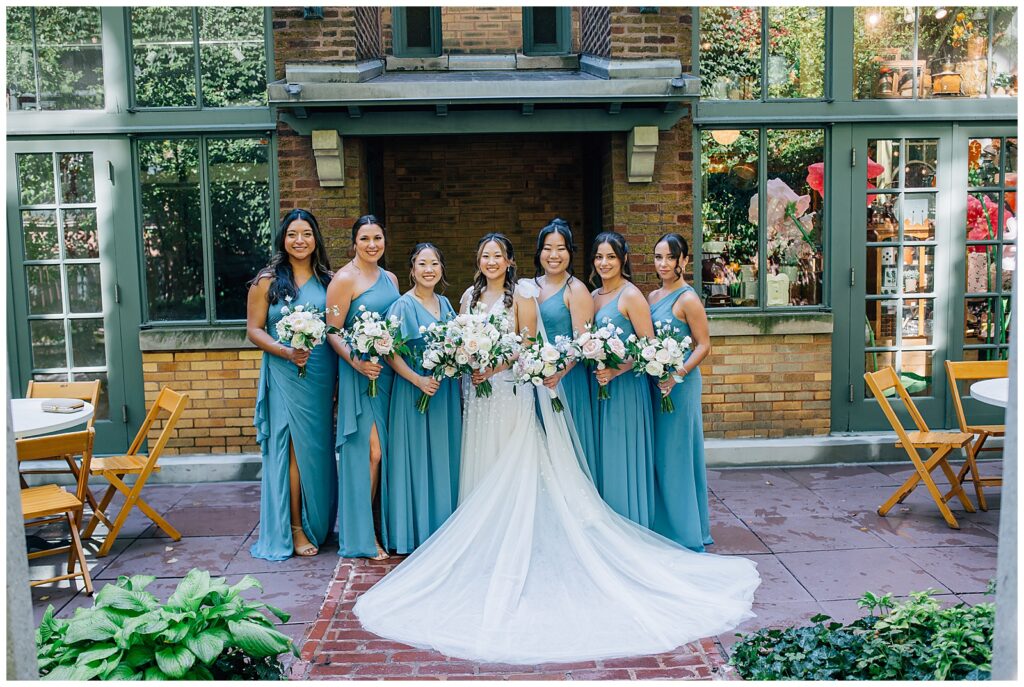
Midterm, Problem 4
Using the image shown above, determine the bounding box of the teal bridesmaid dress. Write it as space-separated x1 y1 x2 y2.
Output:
649 285 713 551
384 293 462 553
592 289 655 527
538 281 598 480
251 278 338 561
336 269 399 557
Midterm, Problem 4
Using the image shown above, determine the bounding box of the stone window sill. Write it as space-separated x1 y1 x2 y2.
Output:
139 326 254 352
708 311 833 337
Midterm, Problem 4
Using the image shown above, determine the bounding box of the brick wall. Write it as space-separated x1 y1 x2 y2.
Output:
380 134 587 290
700 334 832 438
272 7 358 78
609 6 692 69
143 351 261 455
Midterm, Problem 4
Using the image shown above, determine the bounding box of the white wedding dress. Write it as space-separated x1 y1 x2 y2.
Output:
354 287 760 664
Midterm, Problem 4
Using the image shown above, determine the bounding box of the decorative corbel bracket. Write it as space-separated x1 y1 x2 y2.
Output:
311 129 345 187
626 125 659 183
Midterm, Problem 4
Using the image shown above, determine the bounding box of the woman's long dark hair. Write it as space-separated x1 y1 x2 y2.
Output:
533 217 577 281
589 230 632 287
409 242 449 292
655 232 689 281
251 208 332 305
470 233 516 311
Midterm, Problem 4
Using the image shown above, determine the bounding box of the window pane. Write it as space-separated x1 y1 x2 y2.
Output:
902 299 934 345
30 320 67 369
72 371 108 419
764 129 825 306
59 152 95 203
701 129 759 307
854 7 916 99
208 137 272 320
405 7 433 49
6 7 37 111
700 7 761 100
767 7 825 99
902 194 936 241
132 7 197 107
905 139 938 188
199 7 266 108
919 7 989 99
991 8 1018 97
1001 137 1017 186
67 264 101 313
964 297 1003 346
18 153 55 205
968 137 1001 186
70 318 105 367
27 265 63 314
902 245 935 294
34 7 103 110
532 7 558 45
63 209 99 259
901 350 933 397
139 139 205 320
866 299 899 347
23 210 60 260
867 139 900 190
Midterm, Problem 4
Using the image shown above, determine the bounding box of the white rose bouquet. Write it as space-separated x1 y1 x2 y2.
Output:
575 318 627 401
625 319 693 413
274 298 340 378
416 320 461 413
456 309 520 398
342 305 410 397
512 333 578 412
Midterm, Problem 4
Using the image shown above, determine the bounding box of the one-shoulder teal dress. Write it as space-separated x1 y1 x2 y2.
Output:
336 270 399 557
592 289 655 527
649 285 713 551
538 280 598 480
384 293 462 553
251 278 338 561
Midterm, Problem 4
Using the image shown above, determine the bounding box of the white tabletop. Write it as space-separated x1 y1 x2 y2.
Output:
10 398 95 439
970 378 1009 408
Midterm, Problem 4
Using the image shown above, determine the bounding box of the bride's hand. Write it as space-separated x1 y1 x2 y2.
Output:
417 375 440 397
470 368 493 386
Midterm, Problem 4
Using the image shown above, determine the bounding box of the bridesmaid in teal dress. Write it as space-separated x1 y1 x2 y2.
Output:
327 215 400 560
384 243 462 553
247 209 338 560
648 233 714 551
533 218 597 478
589 231 656 527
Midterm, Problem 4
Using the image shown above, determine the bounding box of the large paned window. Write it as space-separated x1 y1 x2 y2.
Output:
964 135 1016 360
699 7 826 101
523 7 572 55
139 136 272 323
6 7 104 111
700 127 826 309
854 7 1019 100
130 7 267 108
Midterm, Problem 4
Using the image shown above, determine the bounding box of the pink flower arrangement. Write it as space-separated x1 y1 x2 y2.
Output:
749 178 816 263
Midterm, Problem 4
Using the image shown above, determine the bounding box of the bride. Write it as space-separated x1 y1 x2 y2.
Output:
354 234 760 664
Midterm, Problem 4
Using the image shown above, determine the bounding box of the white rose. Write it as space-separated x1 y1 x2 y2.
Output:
464 337 481 354
532 377 544 386
542 363 557 378
581 339 603 359
655 348 673 364
577 331 592 345
456 352 470 366
540 345 561 363
608 338 626 358
641 345 658 362
645 361 665 377
291 334 307 350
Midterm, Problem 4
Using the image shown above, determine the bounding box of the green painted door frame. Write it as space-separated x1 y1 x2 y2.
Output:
6 137 144 453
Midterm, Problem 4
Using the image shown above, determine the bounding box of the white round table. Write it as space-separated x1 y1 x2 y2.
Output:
9 398 95 439
970 378 1009 408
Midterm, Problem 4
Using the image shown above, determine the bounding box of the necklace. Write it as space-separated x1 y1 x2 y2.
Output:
598 283 624 296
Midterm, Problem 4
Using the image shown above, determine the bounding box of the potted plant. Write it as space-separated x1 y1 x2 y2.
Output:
36 569 299 680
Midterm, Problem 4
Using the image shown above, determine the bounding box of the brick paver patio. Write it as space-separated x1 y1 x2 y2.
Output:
27 460 1002 680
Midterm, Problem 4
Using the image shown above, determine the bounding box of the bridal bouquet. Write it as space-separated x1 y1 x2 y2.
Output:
455 310 520 398
342 305 409 397
512 333 578 412
576 319 627 401
274 299 340 378
417 320 461 413
626 320 693 413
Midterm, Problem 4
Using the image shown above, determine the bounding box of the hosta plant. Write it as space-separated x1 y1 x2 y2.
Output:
36 569 298 680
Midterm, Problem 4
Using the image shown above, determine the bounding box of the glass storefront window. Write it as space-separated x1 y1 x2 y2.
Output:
6 7 104 111
700 127 826 309
855 7 1019 100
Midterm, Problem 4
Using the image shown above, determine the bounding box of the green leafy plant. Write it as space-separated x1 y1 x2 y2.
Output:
730 587 996 680
36 569 298 681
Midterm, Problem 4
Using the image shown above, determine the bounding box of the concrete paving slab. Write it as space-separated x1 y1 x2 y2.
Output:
740 513 890 553
899 546 999 594
707 468 807 493
777 548 950 601
141 504 260 538
226 533 342 576
732 554 815 604
95 534 248 579
785 465 901 490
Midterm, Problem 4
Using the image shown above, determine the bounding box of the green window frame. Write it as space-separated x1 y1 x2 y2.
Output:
134 133 277 326
523 7 572 56
127 6 270 111
392 7 442 58
696 6 832 102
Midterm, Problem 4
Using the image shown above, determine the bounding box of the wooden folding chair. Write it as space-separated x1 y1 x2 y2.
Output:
82 387 189 557
19 380 101 501
864 367 976 529
18 429 96 595
944 360 1008 511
